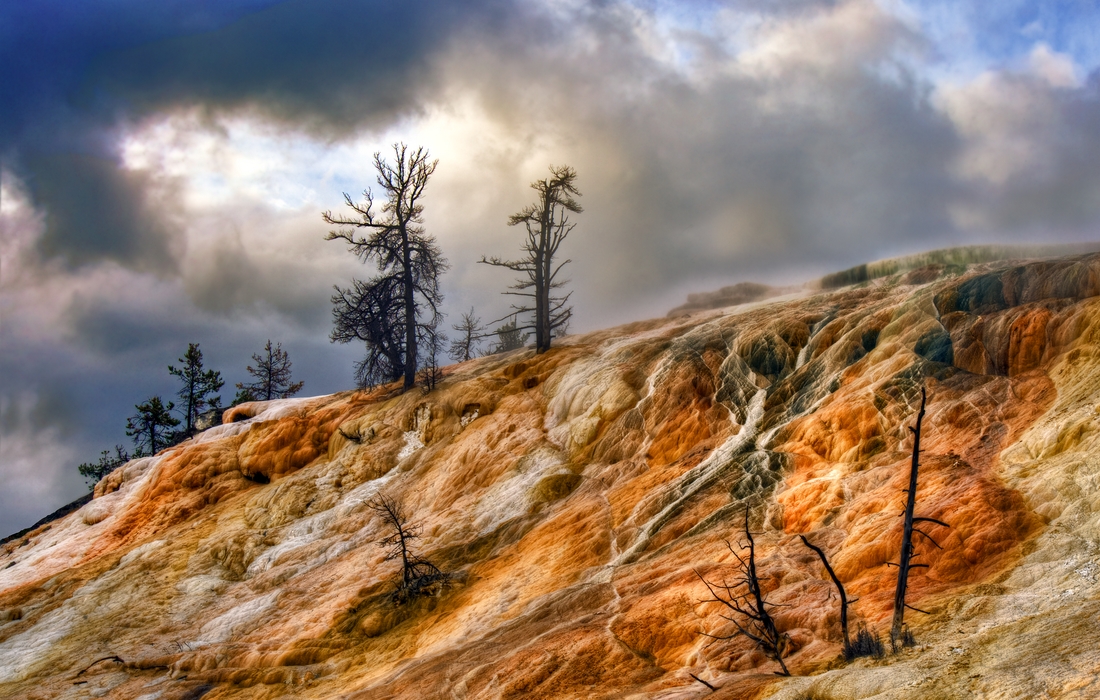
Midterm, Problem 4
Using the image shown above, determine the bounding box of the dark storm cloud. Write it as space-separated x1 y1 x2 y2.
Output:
82 0 513 136
28 153 181 271
0 0 284 150
4 0 518 273
0 381 82 440
62 295 201 358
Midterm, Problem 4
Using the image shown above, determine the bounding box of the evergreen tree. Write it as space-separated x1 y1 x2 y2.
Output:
77 445 130 488
125 396 180 455
168 343 224 437
490 319 530 353
230 387 257 407
236 340 304 401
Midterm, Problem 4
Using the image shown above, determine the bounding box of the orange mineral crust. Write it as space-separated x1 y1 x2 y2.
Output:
3 253 1100 699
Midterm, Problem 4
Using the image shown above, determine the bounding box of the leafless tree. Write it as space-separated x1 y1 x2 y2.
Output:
448 308 487 363
368 494 448 604
418 325 445 394
889 386 949 650
696 510 791 676
480 165 581 354
798 535 884 659
236 340 303 402
325 143 449 391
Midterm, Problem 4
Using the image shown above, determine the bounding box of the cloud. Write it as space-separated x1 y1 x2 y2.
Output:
0 390 86 537
26 152 183 272
0 169 364 535
3 0 1100 533
935 47 1100 234
81 0 501 136
412 0 960 325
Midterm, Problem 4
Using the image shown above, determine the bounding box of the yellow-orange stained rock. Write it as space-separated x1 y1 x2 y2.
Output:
3 253 1100 699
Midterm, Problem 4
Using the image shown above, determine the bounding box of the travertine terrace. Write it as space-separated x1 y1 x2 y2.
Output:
2 253 1099 699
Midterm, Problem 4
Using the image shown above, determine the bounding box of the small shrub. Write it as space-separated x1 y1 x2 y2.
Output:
846 623 885 660
368 494 451 606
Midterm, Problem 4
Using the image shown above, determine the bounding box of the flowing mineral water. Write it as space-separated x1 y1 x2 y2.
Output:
615 388 767 564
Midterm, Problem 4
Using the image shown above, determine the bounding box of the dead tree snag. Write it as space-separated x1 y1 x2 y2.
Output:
696 509 791 676
889 386 949 650
368 494 449 605
799 535 852 656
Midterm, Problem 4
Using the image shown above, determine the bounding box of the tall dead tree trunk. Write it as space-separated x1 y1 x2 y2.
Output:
889 386 949 649
480 165 581 354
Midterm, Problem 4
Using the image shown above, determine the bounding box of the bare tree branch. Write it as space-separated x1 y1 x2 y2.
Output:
480 165 581 353
324 144 448 391
696 510 791 676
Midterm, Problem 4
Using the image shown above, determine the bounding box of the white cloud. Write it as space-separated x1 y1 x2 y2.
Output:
936 71 1060 186
732 0 910 82
934 42 1085 196
1027 43 1080 89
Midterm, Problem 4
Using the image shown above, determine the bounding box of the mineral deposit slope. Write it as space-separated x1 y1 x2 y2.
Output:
2 254 1099 700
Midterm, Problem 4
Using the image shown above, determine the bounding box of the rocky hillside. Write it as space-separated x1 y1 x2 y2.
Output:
2 252 1099 699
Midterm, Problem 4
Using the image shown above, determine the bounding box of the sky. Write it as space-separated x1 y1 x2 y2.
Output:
2 0 1099 536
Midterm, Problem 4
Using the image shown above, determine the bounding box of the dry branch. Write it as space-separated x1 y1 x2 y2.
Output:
696 510 791 676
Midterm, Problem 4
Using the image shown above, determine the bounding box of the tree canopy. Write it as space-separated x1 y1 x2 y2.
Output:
324 143 449 390
77 445 130 488
169 343 224 437
235 340 303 402
125 396 180 456
481 165 582 354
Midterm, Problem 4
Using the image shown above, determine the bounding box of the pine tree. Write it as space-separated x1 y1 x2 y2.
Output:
168 343 224 437
235 340 304 401
77 445 130 488
125 396 180 456
490 319 530 353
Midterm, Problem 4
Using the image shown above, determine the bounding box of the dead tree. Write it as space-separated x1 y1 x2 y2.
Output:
480 165 581 354
696 510 791 676
368 494 448 604
798 535 852 655
418 325 445 394
325 144 448 391
888 386 949 649
448 307 488 362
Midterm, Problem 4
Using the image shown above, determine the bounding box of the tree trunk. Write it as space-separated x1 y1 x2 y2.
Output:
800 535 851 655
535 188 553 353
891 386 926 645
186 375 195 434
401 220 417 391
